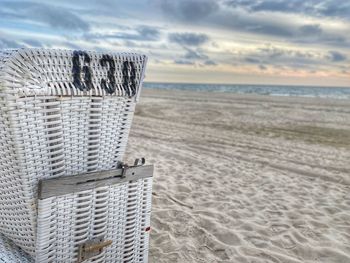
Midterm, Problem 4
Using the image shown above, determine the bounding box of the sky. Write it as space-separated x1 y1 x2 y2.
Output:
0 0 349 87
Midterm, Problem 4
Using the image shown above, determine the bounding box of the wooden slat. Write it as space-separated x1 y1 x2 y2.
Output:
38 165 153 199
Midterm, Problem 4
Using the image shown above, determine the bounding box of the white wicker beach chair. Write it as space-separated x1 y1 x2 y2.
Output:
0 48 152 262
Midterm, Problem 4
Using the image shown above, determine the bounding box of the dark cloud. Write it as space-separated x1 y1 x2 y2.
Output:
225 0 303 12
204 59 217 66
169 33 209 46
162 3 296 38
246 24 293 37
184 49 209 60
245 57 260 64
327 51 347 62
238 46 349 73
240 45 329 70
174 59 195 65
317 1 350 18
1 1 89 31
250 0 309 14
160 0 219 21
259 64 267 70
318 35 348 47
299 24 322 36
224 0 350 19
136 26 161 41
258 46 286 59
160 1 349 46
174 46 214 66
217 2 350 46
85 25 160 42
294 25 348 47
211 9 297 38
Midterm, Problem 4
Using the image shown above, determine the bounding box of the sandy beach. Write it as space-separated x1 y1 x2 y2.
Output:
125 88 350 263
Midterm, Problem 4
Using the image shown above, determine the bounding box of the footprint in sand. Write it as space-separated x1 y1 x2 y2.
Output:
270 224 290 234
245 236 270 248
294 224 320 240
280 234 297 250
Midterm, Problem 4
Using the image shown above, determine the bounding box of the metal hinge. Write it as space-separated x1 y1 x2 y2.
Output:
120 157 146 178
77 237 113 262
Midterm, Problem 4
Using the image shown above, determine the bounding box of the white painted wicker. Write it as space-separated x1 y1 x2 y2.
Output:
0 48 152 262
36 176 153 263
0 233 33 263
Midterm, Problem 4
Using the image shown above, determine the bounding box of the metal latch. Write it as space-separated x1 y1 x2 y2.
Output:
77 238 112 262
120 157 146 178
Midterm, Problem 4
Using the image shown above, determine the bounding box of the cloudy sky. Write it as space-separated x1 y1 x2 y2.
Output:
0 0 349 87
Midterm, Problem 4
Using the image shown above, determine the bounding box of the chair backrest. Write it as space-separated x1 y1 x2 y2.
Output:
0 48 148 256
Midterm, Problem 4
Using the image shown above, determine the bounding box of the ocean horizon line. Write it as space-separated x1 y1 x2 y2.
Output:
143 82 350 100
144 81 350 90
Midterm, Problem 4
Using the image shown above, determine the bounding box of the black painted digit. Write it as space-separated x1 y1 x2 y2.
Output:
72 51 93 91
100 55 116 94
122 61 137 97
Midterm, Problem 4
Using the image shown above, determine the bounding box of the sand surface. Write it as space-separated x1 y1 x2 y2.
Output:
125 88 350 263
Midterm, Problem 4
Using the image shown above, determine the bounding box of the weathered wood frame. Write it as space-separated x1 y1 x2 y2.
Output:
38 165 154 199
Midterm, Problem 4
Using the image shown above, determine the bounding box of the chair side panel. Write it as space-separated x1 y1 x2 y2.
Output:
36 178 153 263
0 95 136 255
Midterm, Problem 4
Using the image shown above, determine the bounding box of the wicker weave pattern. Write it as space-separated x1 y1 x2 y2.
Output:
35 178 152 262
0 233 33 263
0 48 151 261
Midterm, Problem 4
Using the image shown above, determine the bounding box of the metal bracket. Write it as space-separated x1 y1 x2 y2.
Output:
120 163 129 178
77 237 112 262
134 157 146 166
120 157 146 178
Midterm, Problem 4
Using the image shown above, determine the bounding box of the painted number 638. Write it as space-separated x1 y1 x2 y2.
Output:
72 51 137 96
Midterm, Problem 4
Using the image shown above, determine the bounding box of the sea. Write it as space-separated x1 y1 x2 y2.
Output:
143 82 350 100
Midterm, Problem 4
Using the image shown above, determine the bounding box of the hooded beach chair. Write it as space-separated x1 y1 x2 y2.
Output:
0 48 153 262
